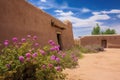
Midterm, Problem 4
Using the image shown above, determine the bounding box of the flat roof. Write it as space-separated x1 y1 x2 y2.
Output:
79 34 120 38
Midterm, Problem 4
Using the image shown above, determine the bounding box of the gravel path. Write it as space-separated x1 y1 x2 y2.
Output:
64 49 120 80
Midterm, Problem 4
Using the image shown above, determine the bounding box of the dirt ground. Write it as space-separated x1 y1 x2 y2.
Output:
64 48 120 80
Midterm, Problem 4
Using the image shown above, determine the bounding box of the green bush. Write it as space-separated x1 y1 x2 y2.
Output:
73 45 104 53
0 35 79 80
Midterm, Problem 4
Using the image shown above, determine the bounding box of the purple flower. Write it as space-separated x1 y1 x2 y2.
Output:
19 56 24 63
27 35 31 38
61 53 66 58
48 40 55 46
55 66 61 71
26 58 30 62
18 42 22 45
34 43 39 46
50 46 60 51
55 46 60 51
56 57 60 62
5 40 9 42
6 64 11 69
48 64 53 68
4 40 9 46
39 50 45 55
12 37 18 42
32 52 38 58
58 51 62 55
26 53 31 58
50 55 56 60
21 38 26 42
42 65 46 69
72 57 78 62
50 47 56 51
33 36 37 40
29 49 32 52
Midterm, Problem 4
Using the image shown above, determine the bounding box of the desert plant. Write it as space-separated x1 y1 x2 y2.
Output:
72 45 104 53
83 45 104 53
0 35 79 80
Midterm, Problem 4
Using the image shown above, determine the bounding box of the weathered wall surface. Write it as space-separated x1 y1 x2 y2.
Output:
0 0 74 49
80 35 120 48
62 21 74 49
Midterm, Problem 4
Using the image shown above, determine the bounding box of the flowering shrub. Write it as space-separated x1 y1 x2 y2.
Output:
0 35 78 80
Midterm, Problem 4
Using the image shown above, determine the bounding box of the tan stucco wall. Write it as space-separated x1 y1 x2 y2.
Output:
0 0 74 49
80 35 120 48
62 21 74 49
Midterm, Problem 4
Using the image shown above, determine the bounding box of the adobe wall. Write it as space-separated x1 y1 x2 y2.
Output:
62 20 74 49
80 35 120 48
0 0 74 49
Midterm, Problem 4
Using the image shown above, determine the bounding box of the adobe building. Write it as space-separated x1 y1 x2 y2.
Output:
0 0 74 50
80 35 120 48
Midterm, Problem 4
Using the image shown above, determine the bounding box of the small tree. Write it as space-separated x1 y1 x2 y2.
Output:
91 24 100 35
101 28 116 34
91 24 116 35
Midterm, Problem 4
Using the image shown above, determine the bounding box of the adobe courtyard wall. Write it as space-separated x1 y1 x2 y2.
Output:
0 0 74 49
80 35 120 48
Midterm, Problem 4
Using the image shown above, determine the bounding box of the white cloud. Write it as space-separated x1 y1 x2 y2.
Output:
29 0 70 10
117 14 120 18
92 9 120 15
55 10 74 16
101 9 120 14
55 10 110 27
89 14 110 21
54 10 63 13
92 12 101 15
100 24 120 34
28 0 92 12
41 0 46 2
81 8 91 13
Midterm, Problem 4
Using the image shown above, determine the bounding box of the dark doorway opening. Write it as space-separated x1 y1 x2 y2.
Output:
101 40 107 48
57 34 63 50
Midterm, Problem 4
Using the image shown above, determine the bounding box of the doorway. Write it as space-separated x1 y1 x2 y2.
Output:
57 33 63 50
101 40 107 48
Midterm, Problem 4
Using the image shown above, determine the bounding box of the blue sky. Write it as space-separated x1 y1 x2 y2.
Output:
27 0 120 38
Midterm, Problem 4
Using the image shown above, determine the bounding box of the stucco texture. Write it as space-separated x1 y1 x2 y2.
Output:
80 35 120 48
0 0 74 50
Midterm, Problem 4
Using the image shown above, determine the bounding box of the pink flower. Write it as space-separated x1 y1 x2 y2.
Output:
5 40 9 42
42 65 46 69
55 66 61 71
50 46 60 51
6 64 11 69
33 36 37 40
4 42 8 46
12 37 18 42
48 40 55 46
56 57 60 62
50 47 56 51
19 56 24 63
48 64 53 68
26 53 31 58
26 58 30 62
34 43 39 46
21 38 26 42
39 50 45 55
18 42 22 45
27 35 31 38
50 55 56 60
55 46 60 51
32 52 38 58
73 57 78 62
61 53 66 58
4 40 9 46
